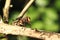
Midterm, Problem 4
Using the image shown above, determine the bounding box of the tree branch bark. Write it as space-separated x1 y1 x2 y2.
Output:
17 0 34 18
3 0 11 22
0 22 60 40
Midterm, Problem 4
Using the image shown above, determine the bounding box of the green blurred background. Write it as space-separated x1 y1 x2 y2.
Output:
0 0 60 40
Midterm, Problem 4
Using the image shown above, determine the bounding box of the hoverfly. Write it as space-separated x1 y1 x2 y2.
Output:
12 17 31 27
11 0 34 27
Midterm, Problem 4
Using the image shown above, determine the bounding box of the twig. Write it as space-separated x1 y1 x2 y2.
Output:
3 0 11 22
0 22 60 40
17 0 34 18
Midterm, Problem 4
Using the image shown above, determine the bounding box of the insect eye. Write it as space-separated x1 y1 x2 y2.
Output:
27 17 30 22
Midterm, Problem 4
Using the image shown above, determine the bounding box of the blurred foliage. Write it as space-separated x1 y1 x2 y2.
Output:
0 0 60 40
35 0 49 7
55 0 60 10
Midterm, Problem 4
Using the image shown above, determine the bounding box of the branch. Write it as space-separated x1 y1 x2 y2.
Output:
17 0 34 18
3 0 11 22
0 22 60 40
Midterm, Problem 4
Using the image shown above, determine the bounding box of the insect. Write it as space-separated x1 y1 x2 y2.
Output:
12 17 31 27
3 0 34 23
